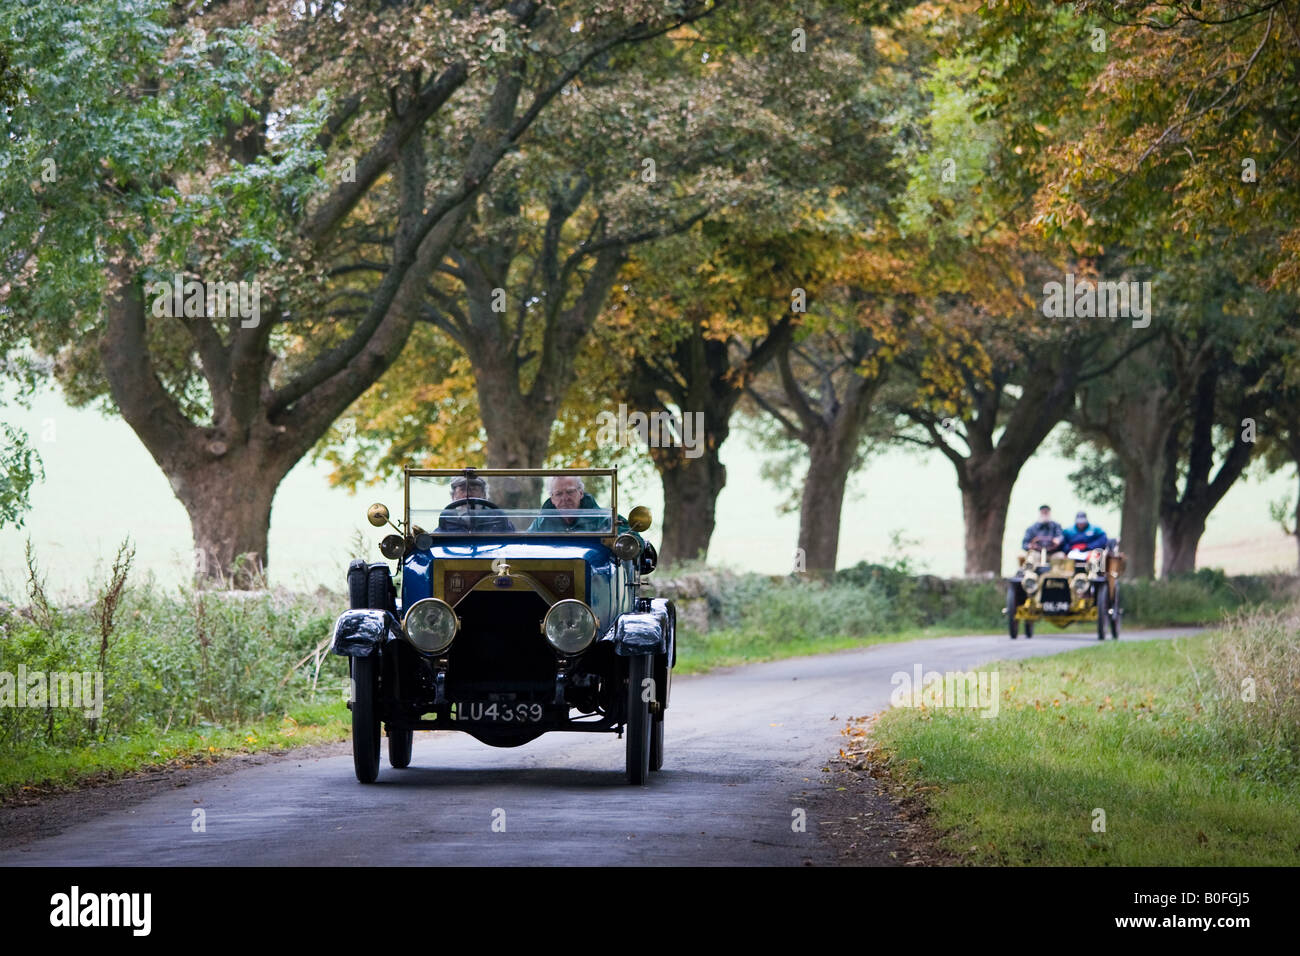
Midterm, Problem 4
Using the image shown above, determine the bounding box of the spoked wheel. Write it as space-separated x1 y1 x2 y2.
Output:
1096 585 1110 641
1006 585 1020 639
351 655 381 784
625 654 652 785
388 726 413 768
1024 620 1035 639
649 714 665 772
1109 582 1121 639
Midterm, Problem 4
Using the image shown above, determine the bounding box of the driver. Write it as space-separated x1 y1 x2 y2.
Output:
1021 504 1064 555
436 475 514 532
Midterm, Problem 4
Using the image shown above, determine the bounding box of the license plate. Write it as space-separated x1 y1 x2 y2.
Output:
454 702 545 723
1042 600 1070 613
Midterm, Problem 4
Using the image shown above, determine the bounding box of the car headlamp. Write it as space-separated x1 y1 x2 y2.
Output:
612 533 642 561
1071 573 1090 597
542 599 597 655
1022 572 1039 595
403 598 458 655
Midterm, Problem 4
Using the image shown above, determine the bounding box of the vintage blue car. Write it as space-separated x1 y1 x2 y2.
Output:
330 467 674 785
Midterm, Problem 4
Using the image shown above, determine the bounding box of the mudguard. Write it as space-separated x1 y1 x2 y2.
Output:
330 608 402 658
648 597 676 669
612 612 665 657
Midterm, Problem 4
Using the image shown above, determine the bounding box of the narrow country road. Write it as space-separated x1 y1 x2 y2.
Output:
0 628 1199 866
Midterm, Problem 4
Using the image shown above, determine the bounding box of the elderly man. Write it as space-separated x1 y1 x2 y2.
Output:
437 474 514 532
526 475 609 532
525 475 650 544
1021 504 1064 553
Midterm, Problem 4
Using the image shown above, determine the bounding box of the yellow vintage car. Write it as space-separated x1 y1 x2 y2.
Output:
1004 541 1124 640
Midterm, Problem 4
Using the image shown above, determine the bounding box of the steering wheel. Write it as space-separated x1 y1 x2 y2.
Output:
439 496 504 532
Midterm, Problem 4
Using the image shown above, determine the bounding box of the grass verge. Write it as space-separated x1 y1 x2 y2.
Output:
676 624 1081 674
1 700 349 803
863 615 1300 865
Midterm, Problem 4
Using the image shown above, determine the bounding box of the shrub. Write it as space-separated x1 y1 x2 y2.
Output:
0 547 347 755
1207 603 1300 780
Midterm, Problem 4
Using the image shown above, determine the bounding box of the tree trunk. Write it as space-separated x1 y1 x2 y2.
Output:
1160 511 1206 576
935 350 1080 578
959 469 1014 578
1117 458 1162 579
1293 473 1300 573
172 449 289 588
476 382 554 509
797 428 857 574
1105 389 1175 578
1158 368 1257 577
632 315 793 566
656 450 726 565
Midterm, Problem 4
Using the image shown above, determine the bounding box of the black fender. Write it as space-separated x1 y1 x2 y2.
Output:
330 608 402 658
611 611 665 657
648 597 675 710
648 598 676 667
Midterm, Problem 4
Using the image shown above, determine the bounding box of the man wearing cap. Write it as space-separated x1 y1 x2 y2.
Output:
1021 504 1064 554
1061 510 1108 552
437 475 514 532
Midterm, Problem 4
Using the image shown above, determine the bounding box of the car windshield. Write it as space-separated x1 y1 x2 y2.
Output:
408 471 615 535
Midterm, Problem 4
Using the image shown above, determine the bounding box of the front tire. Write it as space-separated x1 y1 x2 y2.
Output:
1109 582 1121 639
367 565 395 615
649 714 665 772
388 726 413 768
351 655 381 783
1006 585 1020 639
347 560 367 610
1096 584 1109 641
626 654 652 785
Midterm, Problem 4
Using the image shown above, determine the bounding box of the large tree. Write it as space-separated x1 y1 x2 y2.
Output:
1158 351 1268 575
607 225 805 564
0 0 715 584
1067 328 1198 577
743 289 910 574
318 0 908 551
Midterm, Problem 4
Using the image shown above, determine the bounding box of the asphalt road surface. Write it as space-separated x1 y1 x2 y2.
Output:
1 628 1199 866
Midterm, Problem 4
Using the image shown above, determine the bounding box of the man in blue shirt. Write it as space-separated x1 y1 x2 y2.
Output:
1062 510 1108 553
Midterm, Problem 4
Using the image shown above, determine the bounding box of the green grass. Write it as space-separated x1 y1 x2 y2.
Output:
675 624 993 674
868 624 1300 865
0 699 349 802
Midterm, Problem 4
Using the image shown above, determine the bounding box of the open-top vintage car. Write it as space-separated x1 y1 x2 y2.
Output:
1004 536 1125 640
330 467 674 785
